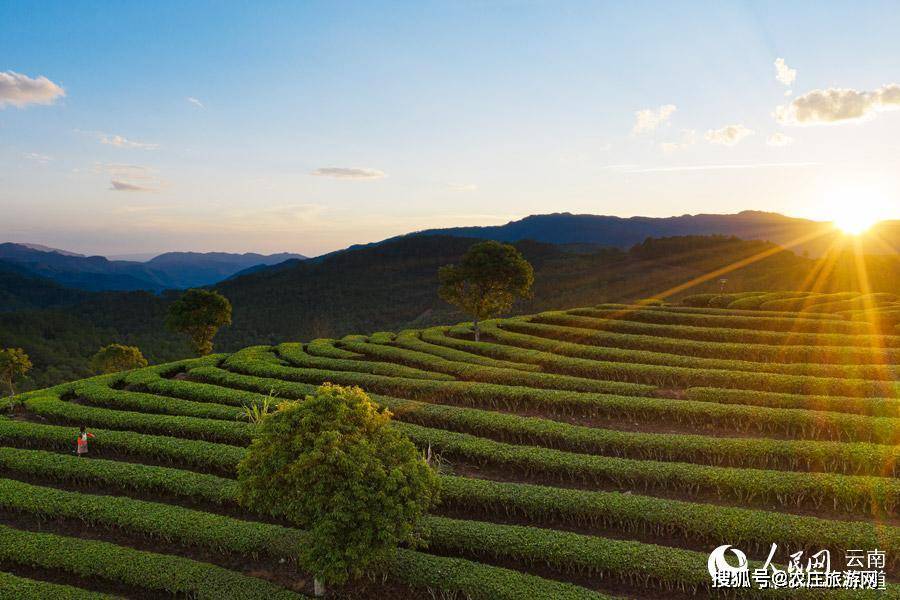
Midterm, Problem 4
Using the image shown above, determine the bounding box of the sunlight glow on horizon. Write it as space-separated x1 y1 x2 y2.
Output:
814 181 896 236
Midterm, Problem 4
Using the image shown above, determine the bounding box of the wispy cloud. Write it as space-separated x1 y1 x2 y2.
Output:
608 162 818 174
110 180 153 192
97 163 162 192
77 129 159 150
23 152 52 164
186 97 204 108
311 167 386 180
100 134 158 150
775 84 900 125
705 124 754 146
774 58 796 87
766 132 794 147
0 71 65 108
632 104 676 134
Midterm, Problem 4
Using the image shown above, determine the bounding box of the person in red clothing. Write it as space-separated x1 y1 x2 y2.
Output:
75 425 95 456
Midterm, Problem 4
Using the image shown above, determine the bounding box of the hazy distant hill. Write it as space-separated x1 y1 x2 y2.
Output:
0 244 305 291
406 211 900 256
144 251 306 288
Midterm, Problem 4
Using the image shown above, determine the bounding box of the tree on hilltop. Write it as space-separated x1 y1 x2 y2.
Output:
438 240 534 341
236 383 438 596
91 344 148 374
166 289 232 356
0 348 32 397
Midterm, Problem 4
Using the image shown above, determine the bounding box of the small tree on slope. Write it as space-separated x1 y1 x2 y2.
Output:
438 240 534 341
236 383 438 595
0 348 32 397
165 289 232 356
91 343 148 374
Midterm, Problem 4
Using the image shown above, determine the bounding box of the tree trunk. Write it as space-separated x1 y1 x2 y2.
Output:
5 380 13 398
473 319 480 342
314 578 326 597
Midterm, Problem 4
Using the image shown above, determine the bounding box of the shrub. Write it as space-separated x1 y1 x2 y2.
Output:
237 384 439 587
90 343 148 374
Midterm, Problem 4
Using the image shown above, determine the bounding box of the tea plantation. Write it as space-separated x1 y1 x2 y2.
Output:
1 300 898 598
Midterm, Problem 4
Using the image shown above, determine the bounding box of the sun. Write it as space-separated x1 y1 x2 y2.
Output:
817 182 894 235
832 210 880 235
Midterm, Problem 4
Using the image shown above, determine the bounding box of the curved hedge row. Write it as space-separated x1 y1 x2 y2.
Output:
0 476 608 600
570 307 870 335
598 303 844 320
0 523 307 600
429 322 900 392
400 423 900 518
0 572 116 600
438 476 899 569
15 384 898 518
5 471 894 599
685 387 900 418
274 341 455 381
536 310 900 349
501 317 900 365
280 341 653 397
5 445 895 574
0 418 241 475
208 358 899 444
0 447 236 504
82 371 900 476
24 396 250 446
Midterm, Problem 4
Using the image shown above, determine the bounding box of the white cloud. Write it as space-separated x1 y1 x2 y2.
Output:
23 152 52 163
774 58 796 87
705 124 754 146
186 97 204 108
766 132 794 147
775 84 900 125
632 104 677 134
310 167 386 180
659 129 697 153
0 71 65 108
110 180 152 192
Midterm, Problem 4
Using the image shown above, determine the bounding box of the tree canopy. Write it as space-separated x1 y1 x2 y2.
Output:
438 240 534 340
165 289 232 356
236 384 438 589
0 348 32 396
90 343 148 374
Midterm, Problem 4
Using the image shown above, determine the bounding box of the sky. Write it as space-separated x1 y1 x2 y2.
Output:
2 1 899 257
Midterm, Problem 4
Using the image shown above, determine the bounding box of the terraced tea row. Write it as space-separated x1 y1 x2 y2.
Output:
1 303 897 598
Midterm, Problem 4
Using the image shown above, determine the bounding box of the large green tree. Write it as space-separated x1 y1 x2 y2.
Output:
0 348 32 397
165 289 232 356
236 384 438 595
438 240 534 341
90 343 148 374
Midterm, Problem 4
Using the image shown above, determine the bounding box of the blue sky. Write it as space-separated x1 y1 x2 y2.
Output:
2 1 899 256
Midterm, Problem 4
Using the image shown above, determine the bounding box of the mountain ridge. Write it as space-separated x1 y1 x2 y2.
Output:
0 244 306 291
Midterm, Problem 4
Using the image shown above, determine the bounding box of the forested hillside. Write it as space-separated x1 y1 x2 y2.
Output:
4 234 899 390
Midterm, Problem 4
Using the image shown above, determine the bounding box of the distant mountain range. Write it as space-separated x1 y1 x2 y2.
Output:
404 211 900 257
0 243 306 291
